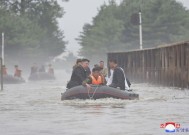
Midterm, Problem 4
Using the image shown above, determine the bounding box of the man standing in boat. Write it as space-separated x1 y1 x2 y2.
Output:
14 65 22 78
99 60 108 78
30 63 38 75
39 65 46 73
73 59 82 70
108 59 131 90
67 58 90 89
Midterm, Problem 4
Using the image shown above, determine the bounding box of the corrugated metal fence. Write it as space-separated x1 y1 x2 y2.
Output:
108 41 189 88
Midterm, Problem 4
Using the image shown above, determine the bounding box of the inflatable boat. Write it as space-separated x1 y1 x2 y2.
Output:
28 72 55 81
61 85 139 100
0 75 25 84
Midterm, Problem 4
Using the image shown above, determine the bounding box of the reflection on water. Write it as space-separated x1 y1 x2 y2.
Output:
0 71 189 135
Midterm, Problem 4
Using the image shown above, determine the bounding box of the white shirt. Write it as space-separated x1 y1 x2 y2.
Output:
107 69 114 85
119 67 130 90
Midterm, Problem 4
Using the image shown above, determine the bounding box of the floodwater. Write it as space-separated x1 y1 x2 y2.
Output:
0 70 189 135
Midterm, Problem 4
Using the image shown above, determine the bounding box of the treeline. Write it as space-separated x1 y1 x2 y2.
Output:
78 0 189 60
0 0 67 64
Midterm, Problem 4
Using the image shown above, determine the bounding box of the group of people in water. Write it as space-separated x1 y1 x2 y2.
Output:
67 58 131 91
30 63 54 76
2 65 23 78
1 63 54 78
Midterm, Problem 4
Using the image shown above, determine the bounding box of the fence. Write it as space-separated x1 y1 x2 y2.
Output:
108 41 189 88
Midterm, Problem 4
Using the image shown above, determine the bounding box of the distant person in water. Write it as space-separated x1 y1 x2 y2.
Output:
39 65 45 72
48 64 54 75
108 59 131 90
30 63 38 75
67 58 90 89
73 59 82 70
82 67 106 88
14 65 22 78
2 65 7 75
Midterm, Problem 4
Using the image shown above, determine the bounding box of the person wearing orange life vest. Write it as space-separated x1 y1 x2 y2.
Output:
2 65 7 76
14 65 22 78
82 67 106 89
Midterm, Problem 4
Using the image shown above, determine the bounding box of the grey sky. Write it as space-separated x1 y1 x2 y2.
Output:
58 0 189 55
58 0 111 55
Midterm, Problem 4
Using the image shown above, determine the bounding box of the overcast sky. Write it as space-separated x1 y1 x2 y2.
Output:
58 0 189 55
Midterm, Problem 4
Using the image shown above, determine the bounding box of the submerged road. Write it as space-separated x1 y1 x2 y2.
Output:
0 70 188 135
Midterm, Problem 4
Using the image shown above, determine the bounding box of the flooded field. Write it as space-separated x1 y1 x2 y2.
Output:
0 71 188 135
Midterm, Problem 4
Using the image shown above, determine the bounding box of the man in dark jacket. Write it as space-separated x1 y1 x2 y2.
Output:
73 59 82 70
108 59 131 90
85 66 91 77
67 59 90 89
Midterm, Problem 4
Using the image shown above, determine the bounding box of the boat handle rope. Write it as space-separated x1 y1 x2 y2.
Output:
87 85 99 100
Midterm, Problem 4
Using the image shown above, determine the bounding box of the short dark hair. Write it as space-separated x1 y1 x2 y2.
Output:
94 64 99 68
109 59 117 64
82 58 90 62
76 59 82 64
100 61 104 63
92 67 101 72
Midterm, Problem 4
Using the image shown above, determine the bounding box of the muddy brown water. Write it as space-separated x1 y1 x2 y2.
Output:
0 71 188 135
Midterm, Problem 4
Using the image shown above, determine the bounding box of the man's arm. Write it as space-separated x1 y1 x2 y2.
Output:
82 76 92 86
104 68 108 77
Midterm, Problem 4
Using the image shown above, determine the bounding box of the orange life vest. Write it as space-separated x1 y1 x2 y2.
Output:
91 75 103 85
3 67 7 75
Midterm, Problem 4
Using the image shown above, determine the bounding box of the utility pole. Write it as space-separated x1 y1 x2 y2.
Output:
1 33 4 90
0 57 3 90
2 33 4 65
139 10 143 50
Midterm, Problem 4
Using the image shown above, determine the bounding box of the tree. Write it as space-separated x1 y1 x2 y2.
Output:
0 0 67 64
77 2 124 60
78 0 189 61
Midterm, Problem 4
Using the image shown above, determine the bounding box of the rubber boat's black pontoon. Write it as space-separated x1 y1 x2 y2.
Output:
61 85 139 100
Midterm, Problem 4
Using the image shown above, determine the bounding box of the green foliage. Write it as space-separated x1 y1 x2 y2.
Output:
78 2 124 60
0 0 66 63
78 0 189 60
